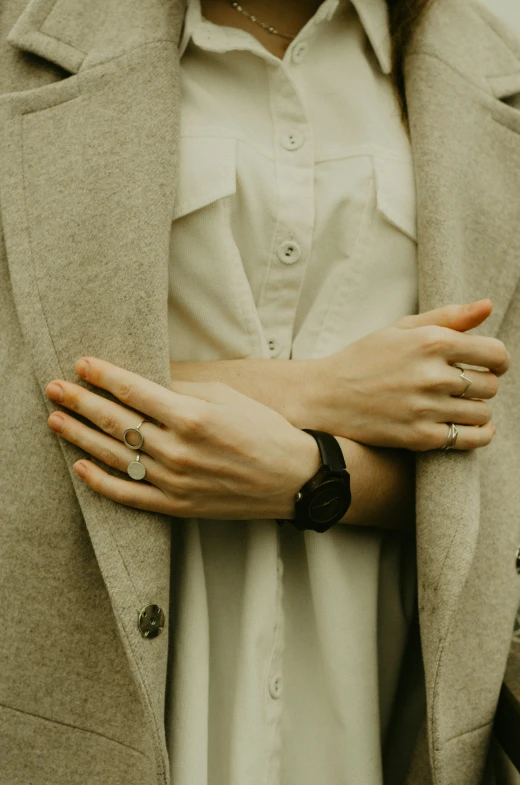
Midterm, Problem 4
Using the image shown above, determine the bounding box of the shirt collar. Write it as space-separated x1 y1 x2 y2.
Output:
178 0 392 75
350 0 392 74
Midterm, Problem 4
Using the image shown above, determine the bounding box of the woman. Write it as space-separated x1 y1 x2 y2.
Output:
0 0 519 783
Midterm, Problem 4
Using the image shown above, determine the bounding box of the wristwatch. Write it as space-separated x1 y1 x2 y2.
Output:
277 429 351 533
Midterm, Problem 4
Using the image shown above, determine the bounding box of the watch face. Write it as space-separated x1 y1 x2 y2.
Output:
309 479 350 524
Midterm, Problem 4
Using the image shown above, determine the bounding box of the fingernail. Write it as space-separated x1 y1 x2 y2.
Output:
46 383 64 402
76 359 89 378
74 461 87 478
48 413 64 432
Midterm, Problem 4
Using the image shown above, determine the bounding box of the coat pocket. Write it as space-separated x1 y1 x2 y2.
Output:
0 703 154 785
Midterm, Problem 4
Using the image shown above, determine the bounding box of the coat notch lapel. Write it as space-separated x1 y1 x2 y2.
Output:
406 0 520 778
7 0 186 74
1 1 185 781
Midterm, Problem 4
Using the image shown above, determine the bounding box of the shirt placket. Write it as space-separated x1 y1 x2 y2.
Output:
258 57 315 361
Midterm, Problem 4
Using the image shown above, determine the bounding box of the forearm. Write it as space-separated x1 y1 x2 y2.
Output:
287 430 415 535
170 358 313 425
335 437 416 534
171 360 416 535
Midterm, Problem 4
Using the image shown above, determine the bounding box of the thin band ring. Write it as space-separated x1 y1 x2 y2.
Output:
123 419 148 451
441 422 459 450
455 369 473 399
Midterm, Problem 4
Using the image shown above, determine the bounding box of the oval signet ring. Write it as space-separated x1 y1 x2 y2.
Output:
123 419 148 450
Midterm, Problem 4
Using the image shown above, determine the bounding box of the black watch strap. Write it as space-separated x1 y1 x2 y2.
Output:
301 429 346 471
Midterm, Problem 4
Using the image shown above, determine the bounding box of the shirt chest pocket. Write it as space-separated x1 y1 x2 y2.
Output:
172 135 238 220
169 135 269 361
372 154 417 244
301 153 419 359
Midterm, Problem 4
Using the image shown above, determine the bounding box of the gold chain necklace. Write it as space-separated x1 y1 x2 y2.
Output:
229 1 297 40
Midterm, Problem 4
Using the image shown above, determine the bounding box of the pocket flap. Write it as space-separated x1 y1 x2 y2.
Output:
173 136 237 220
373 155 418 243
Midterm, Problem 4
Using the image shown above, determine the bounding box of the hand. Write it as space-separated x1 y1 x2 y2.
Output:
44 357 320 519
311 299 510 451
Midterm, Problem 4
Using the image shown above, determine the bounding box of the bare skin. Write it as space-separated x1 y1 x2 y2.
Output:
45 358 416 534
200 0 322 57
170 301 507 452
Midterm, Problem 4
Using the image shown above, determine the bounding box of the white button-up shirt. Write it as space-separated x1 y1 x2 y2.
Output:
166 0 421 782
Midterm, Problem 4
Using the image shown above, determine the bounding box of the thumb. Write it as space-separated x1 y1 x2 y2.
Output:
395 299 493 332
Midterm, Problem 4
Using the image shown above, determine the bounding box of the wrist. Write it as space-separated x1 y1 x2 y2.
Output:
276 428 322 519
277 429 353 530
289 358 329 430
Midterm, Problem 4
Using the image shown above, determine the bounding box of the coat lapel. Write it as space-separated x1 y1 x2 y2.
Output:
405 0 520 779
0 0 185 781
1 0 520 782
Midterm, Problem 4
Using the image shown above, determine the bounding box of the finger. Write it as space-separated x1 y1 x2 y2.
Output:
443 399 491 426
433 422 496 451
48 410 162 481
72 459 172 514
75 357 210 427
446 335 510 376
45 380 165 459
396 300 492 332
449 367 499 400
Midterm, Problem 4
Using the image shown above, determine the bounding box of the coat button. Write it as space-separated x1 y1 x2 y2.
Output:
516 546 520 574
138 604 165 638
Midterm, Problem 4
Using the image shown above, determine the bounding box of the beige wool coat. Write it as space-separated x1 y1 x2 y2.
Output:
1 0 520 783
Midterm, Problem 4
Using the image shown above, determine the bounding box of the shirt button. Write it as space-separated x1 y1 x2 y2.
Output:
138 604 165 638
269 675 283 699
292 41 308 63
280 131 304 151
268 337 282 357
277 240 301 264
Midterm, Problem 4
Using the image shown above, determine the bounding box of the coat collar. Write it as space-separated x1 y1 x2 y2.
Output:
2 0 520 782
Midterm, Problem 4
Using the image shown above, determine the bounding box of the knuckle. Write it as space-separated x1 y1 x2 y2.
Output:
420 364 448 392
165 445 194 471
489 339 508 370
177 408 206 436
65 391 81 413
419 326 451 355
98 446 119 467
100 412 119 435
479 403 492 424
117 382 135 404
409 395 433 419
488 374 499 396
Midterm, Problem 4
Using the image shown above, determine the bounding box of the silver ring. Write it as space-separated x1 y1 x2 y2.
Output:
441 422 459 450
123 419 148 451
127 452 146 481
455 369 473 398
